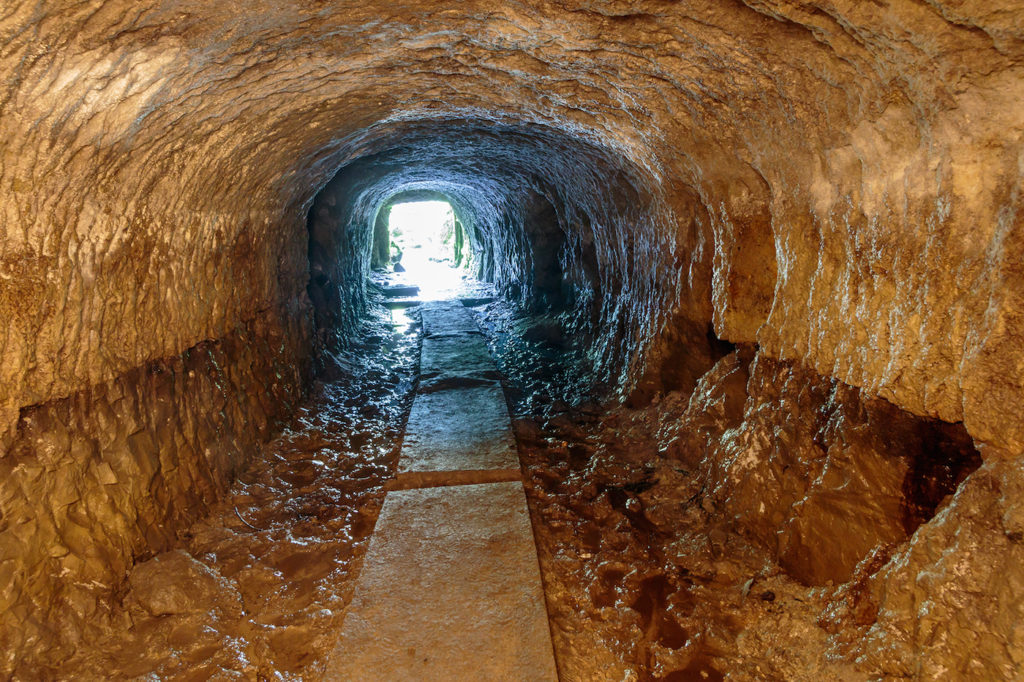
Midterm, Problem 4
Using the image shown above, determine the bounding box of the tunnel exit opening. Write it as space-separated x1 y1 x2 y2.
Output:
386 200 473 300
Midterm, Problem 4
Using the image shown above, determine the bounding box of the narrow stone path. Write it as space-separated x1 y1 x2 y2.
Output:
326 302 559 681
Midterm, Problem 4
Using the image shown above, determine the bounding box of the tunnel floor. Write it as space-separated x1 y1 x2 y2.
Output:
478 302 860 681
59 279 860 681
327 300 556 679
57 301 422 678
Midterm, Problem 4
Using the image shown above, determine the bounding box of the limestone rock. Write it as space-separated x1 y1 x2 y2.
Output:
844 459 1024 678
128 550 243 618
0 0 1019 452
0 0 1021 676
678 351 980 587
0 311 307 675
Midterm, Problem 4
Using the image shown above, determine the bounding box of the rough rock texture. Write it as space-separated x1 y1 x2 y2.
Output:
0 307 308 674
1 2 1021 438
53 307 419 680
127 549 243 618
664 348 981 587
1 0 1023 677
820 456 1024 679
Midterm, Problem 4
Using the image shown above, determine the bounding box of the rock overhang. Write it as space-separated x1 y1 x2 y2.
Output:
2 0 1022 447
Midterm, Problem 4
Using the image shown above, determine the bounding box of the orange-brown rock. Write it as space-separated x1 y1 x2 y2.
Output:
667 349 981 586
1 0 1022 677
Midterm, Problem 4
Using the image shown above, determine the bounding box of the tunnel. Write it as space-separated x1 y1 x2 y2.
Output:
1 1 1023 679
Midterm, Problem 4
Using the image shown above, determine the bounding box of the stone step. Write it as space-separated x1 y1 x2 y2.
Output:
460 296 496 307
420 301 481 337
420 334 500 383
383 297 421 309
382 284 421 298
395 384 520 490
325 482 559 682
326 298 557 681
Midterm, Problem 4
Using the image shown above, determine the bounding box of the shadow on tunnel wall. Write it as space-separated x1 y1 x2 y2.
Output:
300 121 697 398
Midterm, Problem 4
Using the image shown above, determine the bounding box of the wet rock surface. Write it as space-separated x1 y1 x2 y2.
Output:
668 349 982 588
51 307 419 680
826 456 1024 678
128 550 244 619
3 284 1016 680
477 299 1004 680
1 1 1022 674
479 303 855 680
0 308 309 676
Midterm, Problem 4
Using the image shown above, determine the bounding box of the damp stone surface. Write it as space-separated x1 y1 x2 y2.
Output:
1 1 1023 679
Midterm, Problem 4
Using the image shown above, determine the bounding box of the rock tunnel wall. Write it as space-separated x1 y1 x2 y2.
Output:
662 346 982 586
0 307 309 671
1 0 1023 676
304 123 683 386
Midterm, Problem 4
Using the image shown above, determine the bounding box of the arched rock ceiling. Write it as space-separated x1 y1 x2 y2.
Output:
2 0 1023 450
307 122 677 367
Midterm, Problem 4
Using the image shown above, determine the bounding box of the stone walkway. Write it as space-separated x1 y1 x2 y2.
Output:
326 302 559 681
